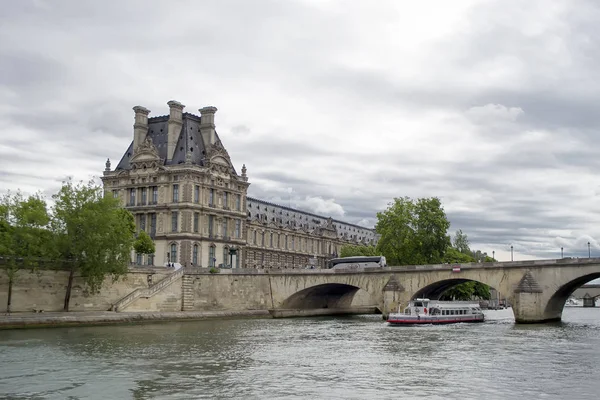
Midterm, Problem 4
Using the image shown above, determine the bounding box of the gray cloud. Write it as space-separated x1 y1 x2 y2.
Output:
2 0 600 263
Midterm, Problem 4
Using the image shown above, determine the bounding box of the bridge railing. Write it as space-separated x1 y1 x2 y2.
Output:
180 257 600 275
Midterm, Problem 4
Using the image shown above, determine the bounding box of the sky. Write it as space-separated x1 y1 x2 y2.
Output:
1 0 599 262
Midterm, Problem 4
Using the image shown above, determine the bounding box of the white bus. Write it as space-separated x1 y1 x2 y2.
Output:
329 256 387 270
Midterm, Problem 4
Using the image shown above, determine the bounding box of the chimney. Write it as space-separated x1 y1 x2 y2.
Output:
133 106 150 153
199 106 218 145
167 100 185 161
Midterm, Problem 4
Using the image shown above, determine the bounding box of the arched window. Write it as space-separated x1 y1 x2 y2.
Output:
209 245 216 267
170 243 178 264
223 247 229 268
192 244 199 265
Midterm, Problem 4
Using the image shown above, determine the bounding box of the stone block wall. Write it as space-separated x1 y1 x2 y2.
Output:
0 268 171 312
188 273 272 311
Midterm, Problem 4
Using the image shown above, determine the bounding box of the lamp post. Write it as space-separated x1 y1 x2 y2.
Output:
561 247 563 259
510 245 513 261
492 250 495 261
167 251 171 268
588 242 591 258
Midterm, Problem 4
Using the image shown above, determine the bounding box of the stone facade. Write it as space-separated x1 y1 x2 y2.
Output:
102 101 377 270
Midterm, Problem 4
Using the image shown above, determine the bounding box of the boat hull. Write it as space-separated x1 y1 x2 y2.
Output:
386 315 484 325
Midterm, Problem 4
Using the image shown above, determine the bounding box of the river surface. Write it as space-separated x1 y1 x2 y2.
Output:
1 308 599 399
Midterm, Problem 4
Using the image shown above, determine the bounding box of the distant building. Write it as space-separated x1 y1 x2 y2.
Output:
101 101 378 269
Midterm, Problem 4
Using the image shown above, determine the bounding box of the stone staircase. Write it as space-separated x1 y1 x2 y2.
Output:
112 268 185 312
181 275 194 311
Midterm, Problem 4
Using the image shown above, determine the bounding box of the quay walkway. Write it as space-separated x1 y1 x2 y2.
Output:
0 310 270 330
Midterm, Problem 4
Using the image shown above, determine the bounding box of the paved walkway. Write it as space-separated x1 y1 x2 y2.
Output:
0 310 270 329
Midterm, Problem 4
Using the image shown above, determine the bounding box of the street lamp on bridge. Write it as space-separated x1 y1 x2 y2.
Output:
492 250 495 261
561 247 564 259
588 242 591 258
510 245 513 261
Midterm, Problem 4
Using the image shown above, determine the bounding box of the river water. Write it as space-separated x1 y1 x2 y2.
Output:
1 308 599 400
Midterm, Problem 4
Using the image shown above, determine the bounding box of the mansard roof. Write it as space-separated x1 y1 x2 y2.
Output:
115 112 226 171
246 196 378 242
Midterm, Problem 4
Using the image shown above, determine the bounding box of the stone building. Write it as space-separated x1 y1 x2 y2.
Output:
102 101 377 269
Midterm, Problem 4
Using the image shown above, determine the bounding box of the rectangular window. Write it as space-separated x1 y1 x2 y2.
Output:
150 213 156 237
192 245 198 265
208 215 214 237
139 214 146 232
173 184 179 203
209 246 215 267
223 192 228 209
222 219 228 239
253 230 257 244
270 233 273 248
235 220 241 238
148 254 154 266
151 186 158 204
209 189 214 206
136 253 142 265
235 194 241 211
129 188 136 206
194 185 200 203
291 237 295 250
170 243 178 264
141 187 147 205
171 212 178 232
193 213 199 233
112 190 118 199
223 247 229 267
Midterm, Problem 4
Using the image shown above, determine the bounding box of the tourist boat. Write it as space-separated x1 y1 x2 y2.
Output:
387 298 485 325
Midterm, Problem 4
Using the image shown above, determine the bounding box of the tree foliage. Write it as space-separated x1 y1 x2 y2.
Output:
51 179 136 311
375 197 451 265
453 229 470 254
442 230 492 300
339 244 378 257
0 191 55 312
134 230 155 256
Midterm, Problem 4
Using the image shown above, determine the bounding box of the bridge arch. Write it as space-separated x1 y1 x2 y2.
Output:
412 278 474 300
544 272 600 319
280 283 375 310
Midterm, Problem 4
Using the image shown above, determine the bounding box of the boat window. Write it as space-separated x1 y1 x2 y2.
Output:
414 302 423 307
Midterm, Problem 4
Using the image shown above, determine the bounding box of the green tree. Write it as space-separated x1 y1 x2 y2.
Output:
440 281 491 301
339 244 378 257
443 229 492 300
51 179 135 311
133 230 155 263
375 197 451 265
443 247 474 263
0 191 55 312
453 229 470 254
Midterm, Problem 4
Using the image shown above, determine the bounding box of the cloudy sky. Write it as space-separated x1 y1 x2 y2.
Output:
1 0 599 262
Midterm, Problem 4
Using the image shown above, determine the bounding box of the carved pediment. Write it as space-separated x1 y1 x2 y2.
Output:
131 138 161 170
206 140 238 175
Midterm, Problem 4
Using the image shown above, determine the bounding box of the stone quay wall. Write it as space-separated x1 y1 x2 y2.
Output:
0 267 374 314
0 268 171 312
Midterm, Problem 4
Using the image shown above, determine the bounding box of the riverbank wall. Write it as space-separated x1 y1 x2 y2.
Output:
0 310 271 330
0 267 376 316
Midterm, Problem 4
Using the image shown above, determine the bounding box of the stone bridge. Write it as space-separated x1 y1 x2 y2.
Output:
266 257 600 323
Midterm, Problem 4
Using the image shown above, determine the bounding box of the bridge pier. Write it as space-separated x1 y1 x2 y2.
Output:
511 292 561 324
